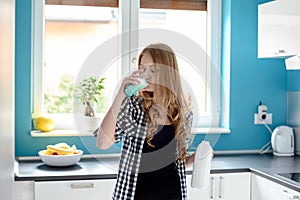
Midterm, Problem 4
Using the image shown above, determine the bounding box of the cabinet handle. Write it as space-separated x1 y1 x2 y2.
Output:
278 49 286 54
210 177 215 200
70 182 94 189
218 176 224 199
281 189 300 200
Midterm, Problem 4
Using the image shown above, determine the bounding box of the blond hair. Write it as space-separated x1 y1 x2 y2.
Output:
138 43 190 162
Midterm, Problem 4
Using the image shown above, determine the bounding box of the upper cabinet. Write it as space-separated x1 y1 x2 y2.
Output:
258 0 300 69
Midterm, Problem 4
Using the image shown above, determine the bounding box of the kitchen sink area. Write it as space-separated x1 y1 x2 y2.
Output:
276 172 300 185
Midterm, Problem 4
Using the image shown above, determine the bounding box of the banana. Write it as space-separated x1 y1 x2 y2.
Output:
54 142 70 149
71 145 77 150
47 144 74 155
43 150 53 155
41 143 80 155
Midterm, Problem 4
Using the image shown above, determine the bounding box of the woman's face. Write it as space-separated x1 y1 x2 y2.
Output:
139 53 157 93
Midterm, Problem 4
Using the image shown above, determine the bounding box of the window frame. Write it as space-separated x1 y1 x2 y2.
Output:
31 0 229 135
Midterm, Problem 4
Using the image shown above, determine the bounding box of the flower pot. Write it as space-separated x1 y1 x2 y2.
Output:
76 115 100 133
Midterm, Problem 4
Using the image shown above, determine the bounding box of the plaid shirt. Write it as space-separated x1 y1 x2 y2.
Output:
112 96 193 200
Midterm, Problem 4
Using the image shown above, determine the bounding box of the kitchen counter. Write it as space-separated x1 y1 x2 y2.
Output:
15 153 300 192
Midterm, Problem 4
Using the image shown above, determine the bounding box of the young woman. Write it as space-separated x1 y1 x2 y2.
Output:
95 43 195 200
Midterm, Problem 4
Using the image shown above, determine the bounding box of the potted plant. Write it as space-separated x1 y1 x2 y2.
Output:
75 76 105 132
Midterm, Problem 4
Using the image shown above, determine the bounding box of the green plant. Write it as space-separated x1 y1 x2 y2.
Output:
75 76 105 117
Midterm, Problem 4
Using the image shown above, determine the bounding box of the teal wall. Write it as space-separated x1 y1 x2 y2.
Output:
15 0 289 156
193 0 287 150
287 71 300 91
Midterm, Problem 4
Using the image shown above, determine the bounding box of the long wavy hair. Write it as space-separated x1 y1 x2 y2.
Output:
138 43 191 163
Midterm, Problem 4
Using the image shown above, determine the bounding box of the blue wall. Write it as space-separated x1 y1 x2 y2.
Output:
15 0 288 156
287 71 300 91
193 0 287 150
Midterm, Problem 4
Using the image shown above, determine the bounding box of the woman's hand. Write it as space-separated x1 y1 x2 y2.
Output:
186 153 195 168
186 150 214 168
118 69 143 97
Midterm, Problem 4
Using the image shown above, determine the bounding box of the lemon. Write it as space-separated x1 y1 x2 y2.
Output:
35 116 55 132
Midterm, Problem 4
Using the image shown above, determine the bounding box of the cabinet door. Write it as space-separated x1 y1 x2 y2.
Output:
186 175 210 200
251 174 269 200
15 181 34 200
252 173 300 200
218 173 251 200
35 179 116 200
258 0 300 58
268 179 300 200
187 172 251 200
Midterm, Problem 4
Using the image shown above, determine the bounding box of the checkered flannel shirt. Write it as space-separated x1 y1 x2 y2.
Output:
111 96 193 200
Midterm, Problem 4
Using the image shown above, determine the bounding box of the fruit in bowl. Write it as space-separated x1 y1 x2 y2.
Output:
38 143 83 167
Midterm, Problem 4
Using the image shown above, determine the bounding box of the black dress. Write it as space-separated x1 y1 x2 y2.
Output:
134 125 182 200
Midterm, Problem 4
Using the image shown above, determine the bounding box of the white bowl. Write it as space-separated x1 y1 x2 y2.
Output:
38 150 83 167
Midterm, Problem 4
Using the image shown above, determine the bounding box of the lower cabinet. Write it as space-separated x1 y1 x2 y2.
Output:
186 172 251 200
35 173 251 200
39 172 300 200
35 179 116 200
14 181 35 200
252 174 300 200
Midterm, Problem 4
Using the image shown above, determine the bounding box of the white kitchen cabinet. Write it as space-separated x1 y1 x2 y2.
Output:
252 173 300 200
258 0 300 58
269 179 300 200
14 181 35 200
35 179 116 200
251 173 269 200
187 172 251 200
186 175 210 199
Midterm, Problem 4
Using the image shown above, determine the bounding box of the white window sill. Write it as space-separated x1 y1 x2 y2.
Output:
31 127 230 137
31 130 95 137
191 127 231 134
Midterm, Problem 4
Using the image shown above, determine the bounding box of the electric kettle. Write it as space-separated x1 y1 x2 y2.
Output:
271 126 294 156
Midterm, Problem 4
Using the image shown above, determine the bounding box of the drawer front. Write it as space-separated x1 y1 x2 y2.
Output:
35 179 116 200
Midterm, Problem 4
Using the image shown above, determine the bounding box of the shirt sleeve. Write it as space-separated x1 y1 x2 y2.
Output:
114 97 131 143
185 110 193 130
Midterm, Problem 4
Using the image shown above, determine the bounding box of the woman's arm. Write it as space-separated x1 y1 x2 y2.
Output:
96 93 125 149
185 110 195 168
96 70 142 149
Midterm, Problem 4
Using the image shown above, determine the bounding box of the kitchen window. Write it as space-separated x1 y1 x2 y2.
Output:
31 0 228 136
